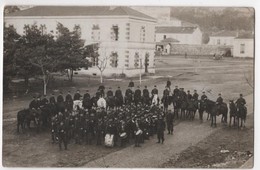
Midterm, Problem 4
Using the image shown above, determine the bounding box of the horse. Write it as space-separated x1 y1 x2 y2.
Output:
151 94 160 106
17 109 30 133
198 100 207 121
161 95 171 112
205 100 228 127
229 100 237 127
186 99 197 120
180 100 188 120
237 104 247 129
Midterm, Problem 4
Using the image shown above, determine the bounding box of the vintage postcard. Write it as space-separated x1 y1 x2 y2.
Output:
2 3 255 168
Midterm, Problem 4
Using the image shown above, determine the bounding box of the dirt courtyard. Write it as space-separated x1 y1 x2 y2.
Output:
2 56 254 167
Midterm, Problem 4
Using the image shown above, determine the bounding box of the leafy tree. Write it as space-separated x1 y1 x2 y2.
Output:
21 24 57 95
4 6 20 15
55 23 89 81
3 24 20 91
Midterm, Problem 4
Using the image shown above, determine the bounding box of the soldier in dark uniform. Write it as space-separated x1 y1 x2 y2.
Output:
128 79 134 88
187 90 192 101
83 90 90 100
134 117 142 147
57 121 68 150
49 93 56 104
51 116 58 144
173 86 180 97
125 87 133 104
65 91 73 111
41 95 49 106
201 91 207 101
193 90 199 101
163 86 170 96
29 96 38 110
74 90 81 101
134 86 142 105
143 86 150 106
98 85 105 97
96 117 104 145
107 87 114 98
156 115 166 144
57 91 64 103
216 93 223 105
115 87 124 107
151 85 159 103
236 94 246 108
166 110 174 134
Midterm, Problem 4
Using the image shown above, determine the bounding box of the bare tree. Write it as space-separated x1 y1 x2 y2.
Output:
96 54 109 83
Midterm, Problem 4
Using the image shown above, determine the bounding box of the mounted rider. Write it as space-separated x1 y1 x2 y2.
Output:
134 86 142 105
236 93 246 109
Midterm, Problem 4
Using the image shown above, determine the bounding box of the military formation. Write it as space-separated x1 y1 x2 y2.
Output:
26 79 247 151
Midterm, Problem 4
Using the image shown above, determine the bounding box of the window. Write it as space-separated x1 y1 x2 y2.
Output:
240 44 245 54
134 52 139 68
217 39 220 45
91 24 100 41
163 35 167 39
140 26 145 42
111 25 119 41
110 52 118 68
145 52 150 67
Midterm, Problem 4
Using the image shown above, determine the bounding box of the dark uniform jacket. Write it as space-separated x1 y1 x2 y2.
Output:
115 89 123 98
57 95 64 103
173 88 180 96
156 119 166 132
143 89 150 98
216 97 223 104
201 94 207 101
236 98 246 108
49 96 56 104
151 88 158 95
65 94 73 102
107 90 113 98
193 93 199 100
74 93 81 101
187 93 192 101
83 93 90 100
134 89 142 99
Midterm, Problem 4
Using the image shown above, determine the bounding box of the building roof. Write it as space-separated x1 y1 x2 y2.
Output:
155 26 197 34
235 33 254 39
5 6 156 21
210 30 237 37
161 37 179 43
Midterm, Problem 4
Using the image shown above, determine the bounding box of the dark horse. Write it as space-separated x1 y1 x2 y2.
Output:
237 104 247 129
229 100 237 127
17 109 30 133
205 100 228 127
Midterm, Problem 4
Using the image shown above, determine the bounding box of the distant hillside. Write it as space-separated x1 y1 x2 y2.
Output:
170 7 254 32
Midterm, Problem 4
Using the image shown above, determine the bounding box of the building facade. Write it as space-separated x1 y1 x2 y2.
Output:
208 30 237 46
155 26 202 45
233 34 254 58
5 6 157 77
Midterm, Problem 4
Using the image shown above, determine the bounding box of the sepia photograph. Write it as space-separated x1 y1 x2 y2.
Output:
2 4 255 168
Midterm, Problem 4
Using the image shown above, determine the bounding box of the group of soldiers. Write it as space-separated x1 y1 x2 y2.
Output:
28 79 246 150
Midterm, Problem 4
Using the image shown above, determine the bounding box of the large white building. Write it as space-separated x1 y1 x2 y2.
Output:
233 34 254 58
208 30 237 46
5 6 157 77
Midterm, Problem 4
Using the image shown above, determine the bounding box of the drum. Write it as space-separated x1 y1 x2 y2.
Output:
105 134 114 147
136 129 143 136
119 132 127 139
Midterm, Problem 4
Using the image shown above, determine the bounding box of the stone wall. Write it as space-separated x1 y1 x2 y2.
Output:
170 44 232 56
